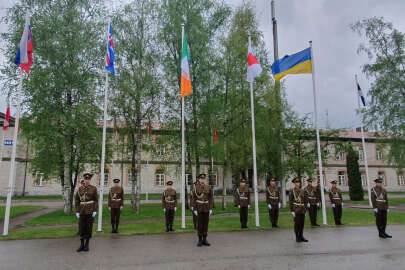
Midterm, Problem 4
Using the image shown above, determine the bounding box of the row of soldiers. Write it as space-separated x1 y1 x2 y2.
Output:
73 172 392 252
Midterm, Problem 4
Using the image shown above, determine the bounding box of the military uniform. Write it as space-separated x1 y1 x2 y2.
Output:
75 173 98 252
235 181 250 228
192 174 213 247
304 180 320 226
329 181 343 225
371 179 391 238
266 183 281 228
162 181 177 232
108 179 124 233
289 178 308 242
190 181 198 229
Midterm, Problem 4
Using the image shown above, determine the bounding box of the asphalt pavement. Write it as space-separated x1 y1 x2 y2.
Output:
0 225 404 270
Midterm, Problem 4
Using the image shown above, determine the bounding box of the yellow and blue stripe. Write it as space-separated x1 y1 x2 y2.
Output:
272 47 312 81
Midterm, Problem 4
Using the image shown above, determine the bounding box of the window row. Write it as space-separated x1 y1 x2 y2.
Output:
317 171 405 187
335 146 384 161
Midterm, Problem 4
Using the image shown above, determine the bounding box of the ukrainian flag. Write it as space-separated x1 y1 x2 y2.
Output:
272 47 312 81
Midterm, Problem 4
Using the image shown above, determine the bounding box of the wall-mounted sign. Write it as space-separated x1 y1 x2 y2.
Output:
4 140 13 146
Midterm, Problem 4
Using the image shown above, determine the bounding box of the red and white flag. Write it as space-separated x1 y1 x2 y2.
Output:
246 45 262 83
3 103 10 131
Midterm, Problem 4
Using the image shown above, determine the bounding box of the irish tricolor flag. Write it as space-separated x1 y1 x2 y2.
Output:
180 34 192 98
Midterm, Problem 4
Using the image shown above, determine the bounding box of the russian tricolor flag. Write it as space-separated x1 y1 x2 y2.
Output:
105 23 115 75
14 12 33 74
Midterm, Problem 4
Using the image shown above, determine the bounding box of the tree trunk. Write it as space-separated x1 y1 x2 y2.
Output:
63 138 72 214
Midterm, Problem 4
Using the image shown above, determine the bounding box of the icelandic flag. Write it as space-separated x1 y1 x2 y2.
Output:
14 12 33 74
3 103 10 131
357 82 368 107
247 45 262 83
105 23 115 75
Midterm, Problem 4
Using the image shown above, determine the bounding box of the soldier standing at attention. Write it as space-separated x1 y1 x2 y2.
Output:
190 180 199 230
329 180 344 225
235 179 251 229
304 179 320 227
371 178 392 238
162 180 177 232
192 173 213 247
289 178 308 242
75 173 98 252
266 178 281 228
108 178 124 234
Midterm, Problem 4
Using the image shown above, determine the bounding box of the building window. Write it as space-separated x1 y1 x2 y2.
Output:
398 173 405 186
156 145 166 156
335 147 344 161
338 171 346 186
34 171 44 187
376 148 383 160
104 169 109 187
378 171 386 185
155 168 165 186
209 168 218 186
357 147 364 161
360 172 367 187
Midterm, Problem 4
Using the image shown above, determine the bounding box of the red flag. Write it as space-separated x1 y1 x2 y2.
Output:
213 129 218 143
246 45 262 83
3 104 10 131
212 121 218 143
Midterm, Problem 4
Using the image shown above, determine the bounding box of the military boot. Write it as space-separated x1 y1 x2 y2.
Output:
197 236 203 247
202 236 211 246
76 239 85 252
300 233 308 242
295 233 302 243
83 238 90 252
378 228 386 238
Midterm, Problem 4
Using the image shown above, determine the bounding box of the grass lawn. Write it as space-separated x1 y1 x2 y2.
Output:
344 197 405 206
24 202 274 226
3 207 404 241
0 206 45 221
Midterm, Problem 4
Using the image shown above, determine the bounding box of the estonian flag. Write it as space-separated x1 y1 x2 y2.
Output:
357 82 368 107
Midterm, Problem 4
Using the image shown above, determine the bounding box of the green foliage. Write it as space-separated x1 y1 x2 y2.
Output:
1 0 106 213
346 143 364 201
352 17 405 169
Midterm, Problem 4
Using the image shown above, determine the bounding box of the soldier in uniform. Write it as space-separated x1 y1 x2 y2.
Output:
304 179 320 227
289 178 308 242
235 179 251 228
329 180 344 225
108 178 124 233
162 180 177 232
266 178 281 228
371 178 392 238
75 173 98 252
190 180 199 229
192 173 213 247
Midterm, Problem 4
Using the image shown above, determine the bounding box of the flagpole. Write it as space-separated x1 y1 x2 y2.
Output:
0 133 5 167
355 75 372 207
248 33 260 227
2 70 23 236
180 23 186 229
97 23 110 232
309 41 327 225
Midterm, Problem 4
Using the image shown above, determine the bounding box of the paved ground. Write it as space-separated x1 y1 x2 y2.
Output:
0 225 404 270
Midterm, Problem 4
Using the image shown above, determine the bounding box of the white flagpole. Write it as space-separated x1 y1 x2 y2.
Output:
355 75 372 207
2 70 23 236
309 41 327 225
180 23 186 229
97 23 110 232
248 34 260 227
0 133 5 166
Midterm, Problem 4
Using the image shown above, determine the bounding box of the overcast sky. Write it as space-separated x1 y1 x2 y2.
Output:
1 0 404 129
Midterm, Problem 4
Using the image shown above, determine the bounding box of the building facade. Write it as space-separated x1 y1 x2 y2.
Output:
0 115 404 196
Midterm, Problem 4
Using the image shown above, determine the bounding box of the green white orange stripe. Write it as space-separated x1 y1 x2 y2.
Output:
180 34 192 98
